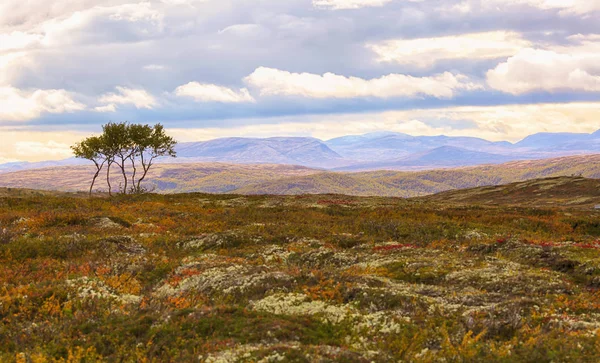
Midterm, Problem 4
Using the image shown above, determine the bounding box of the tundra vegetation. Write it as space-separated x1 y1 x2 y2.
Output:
1 154 600 197
2 190 600 362
71 122 177 196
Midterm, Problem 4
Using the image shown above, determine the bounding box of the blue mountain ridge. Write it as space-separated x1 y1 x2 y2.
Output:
1 129 599 173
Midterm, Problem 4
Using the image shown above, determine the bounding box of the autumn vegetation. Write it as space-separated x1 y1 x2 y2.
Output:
2 186 600 361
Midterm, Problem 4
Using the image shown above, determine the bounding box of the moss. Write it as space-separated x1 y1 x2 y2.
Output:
2 192 600 362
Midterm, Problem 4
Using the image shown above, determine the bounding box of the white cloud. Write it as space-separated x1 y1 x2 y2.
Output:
244 67 481 99
169 102 600 143
0 128 87 162
0 156 20 164
451 0 600 15
98 86 158 109
143 64 167 71
370 31 530 67
40 2 164 47
0 87 85 121
0 53 30 86
0 31 42 52
487 47 600 94
94 104 117 112
175 82 255 103
509 0 600 14
312 0 393 10
15 141 73 158
218 24 267 37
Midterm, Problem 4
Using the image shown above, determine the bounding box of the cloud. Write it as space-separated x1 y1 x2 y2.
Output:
14 141 73 158
244 67 481 99
94 104 117 112
1 0 600 164
450 0 600 15
487 47 600 94
218 24 267 37
0 156 20 164
370 31 531 68
0 128 88 162
98 86 158 109
312 0 393 10
0 31 42 52
0 87 85 121
513 0 600 14
143 64 167 71
175 82 255 103
168 102 600 143
40 2 164 47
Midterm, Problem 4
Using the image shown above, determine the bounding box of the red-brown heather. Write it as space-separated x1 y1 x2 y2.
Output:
2 177 600 361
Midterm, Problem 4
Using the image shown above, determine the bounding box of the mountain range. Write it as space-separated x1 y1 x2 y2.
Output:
2 129 600 174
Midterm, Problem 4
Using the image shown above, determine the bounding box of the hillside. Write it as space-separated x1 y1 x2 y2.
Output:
237 154 600 197
0 163 320 194
0 187 90 198
1 154 599 197
2 189 600 361
339 146 515 171
422 176 600 208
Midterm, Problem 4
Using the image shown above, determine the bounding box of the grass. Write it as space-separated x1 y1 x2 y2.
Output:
1 189 600 361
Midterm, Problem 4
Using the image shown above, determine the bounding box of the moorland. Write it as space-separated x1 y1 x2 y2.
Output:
2 177 600 361
0 154 599 197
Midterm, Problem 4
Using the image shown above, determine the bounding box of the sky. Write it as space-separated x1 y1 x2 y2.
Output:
0 0 599 162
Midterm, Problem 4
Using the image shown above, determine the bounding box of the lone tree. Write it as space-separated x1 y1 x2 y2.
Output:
72 122 177 196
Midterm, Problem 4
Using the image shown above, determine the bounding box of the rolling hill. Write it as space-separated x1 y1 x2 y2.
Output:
337 146 516 171
0 163 320 194
1 154 599 197
421 176 600 208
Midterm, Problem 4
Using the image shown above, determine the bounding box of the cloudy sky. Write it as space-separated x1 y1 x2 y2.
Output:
1 0 600 162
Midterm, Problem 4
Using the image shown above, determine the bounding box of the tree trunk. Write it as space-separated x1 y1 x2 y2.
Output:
137 157 154 192
90 169 100 196
106 160 113 196
130 157 137 193
89 160 106 197
119 156 128 194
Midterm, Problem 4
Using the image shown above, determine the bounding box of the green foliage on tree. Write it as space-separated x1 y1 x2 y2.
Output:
71 122 177 196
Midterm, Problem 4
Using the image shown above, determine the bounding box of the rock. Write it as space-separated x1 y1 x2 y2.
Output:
90 216 131 229
12 217 30 225
99 235 145 254
90 217 126 230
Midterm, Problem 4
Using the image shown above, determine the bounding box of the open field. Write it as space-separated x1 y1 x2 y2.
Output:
2 180 600 361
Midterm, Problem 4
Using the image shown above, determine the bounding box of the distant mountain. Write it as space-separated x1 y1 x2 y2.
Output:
1 154 600 198
175 137 349 168
337 146 518 171
515 132 592 149
404 146 512 165
2 129 600 173
324 133 515 162
0 158 87 174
